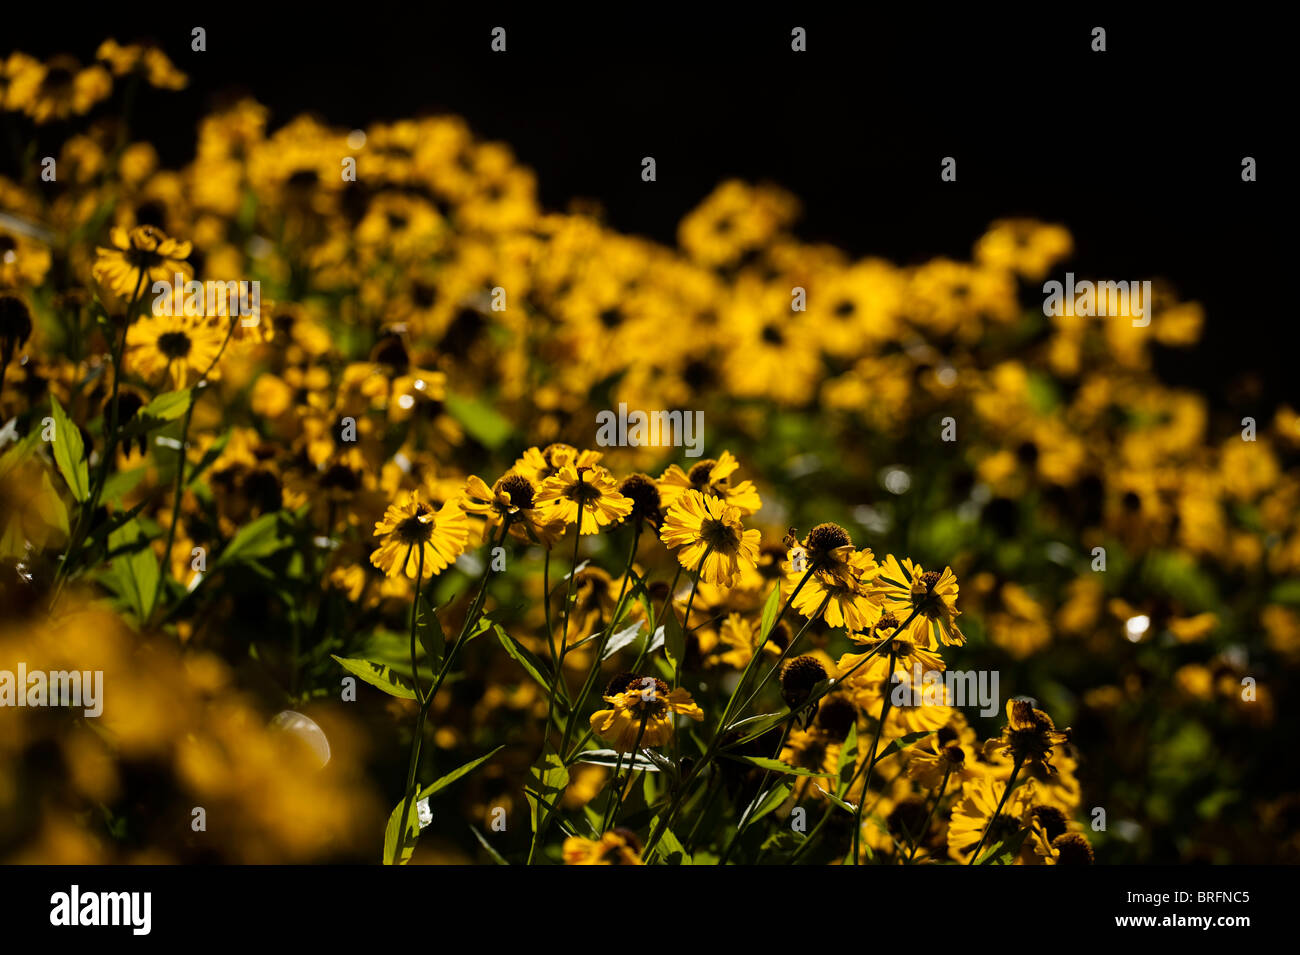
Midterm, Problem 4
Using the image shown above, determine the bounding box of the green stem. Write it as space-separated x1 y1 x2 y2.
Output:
717 722 792 865
968 757 1023 864
531 517 641 862
906 763 952 864
606 708 651 831
644 591 826 860
850 647 899 865
408 544 426 702
389 526 503 865
721 566 815 730
146 313 239 626
53 272 146 600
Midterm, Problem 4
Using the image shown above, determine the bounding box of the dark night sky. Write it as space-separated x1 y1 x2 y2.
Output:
4 10 1286 410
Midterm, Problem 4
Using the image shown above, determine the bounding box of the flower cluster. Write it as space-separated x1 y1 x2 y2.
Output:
2 40 1297 865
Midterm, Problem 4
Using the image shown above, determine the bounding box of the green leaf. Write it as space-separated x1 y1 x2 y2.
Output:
572 748 663 772
723 711 788 746
382 795 419 865
872 730 931 763
526 749 570 837
382 747 506 865
444 393 512 449
815 785 858 815
141 389 192 421
185 428 231 487
49 395 89 501
416 745 505 801
759 582 782 643
470 826 509 865
495 625 563 707
100 466 146 503
975 826 1030 865
331 655 418 700
836 722 859 793
741 780 793 827
106 520 157 621
116 389 194 443
417 594 446 673
662 607 686 672
1268 579 1300 607
722 754 834 778
658 826 694 865
217 511 291 565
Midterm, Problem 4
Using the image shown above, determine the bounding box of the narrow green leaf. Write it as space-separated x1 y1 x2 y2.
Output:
417 745 505 800
723 710 787 745
331 655 418 700
815 785 858 815
470 826 509 865
742 780 793 827
496 625 562 705
722 754 834 778
872 730 932 763
759 582 781 642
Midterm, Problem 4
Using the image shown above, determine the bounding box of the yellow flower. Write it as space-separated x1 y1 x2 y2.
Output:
780 725 843 800
95 39 188 90
588 675 704 752
947 776 1039 864
789 546 881 633
512 443 602 485
838 612 946 684
7 54 111 124
369 490 470 579
659 489 760 587
973 219 1073 280
906 732 976 791
124 313 227 389
1 52 41 111
677 180 798 269
93 225 193 302
705 612 771 669
562 829 643 865
460 472 565 547
982 699 1071 776
0 227 53 288
868 555 965 648
658 449 762 515
534 463 631 535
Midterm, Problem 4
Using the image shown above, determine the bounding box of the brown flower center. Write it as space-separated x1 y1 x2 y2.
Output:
156 331 192 359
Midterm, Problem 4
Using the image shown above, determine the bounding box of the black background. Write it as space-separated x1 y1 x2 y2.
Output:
4 10 1286 409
